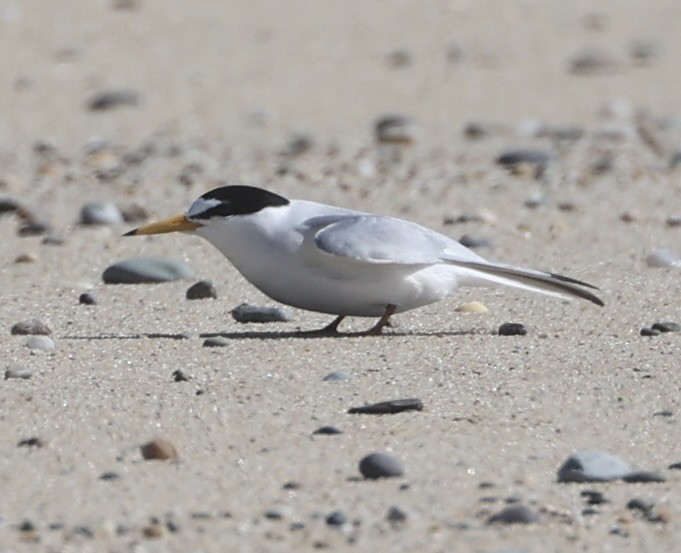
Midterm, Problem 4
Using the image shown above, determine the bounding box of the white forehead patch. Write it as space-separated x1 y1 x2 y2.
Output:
187 197 222 219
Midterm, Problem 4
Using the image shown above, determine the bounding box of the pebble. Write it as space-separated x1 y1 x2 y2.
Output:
325 511 347 526
569 48 618 75
119 203 149 223
172 369 191 382
651 321 680 333
348 398 423 415
140 439 179 461
386 49 412 69
14 253 38 263
670 152 681 170
443 210 497 225
18 436 46 448
313 426 343 435
5 367 33 380
186 280 218 300
374 114 416 144
87 89 141 111
640 327 662 337
668 462 681 470
622 471 667 483
454 301 489 314
557 450 632 482
630 40 660 64
11 319 52 335
79 292 97 305
0 196 20 214
496 149 552 171
18 221 50 236
646 249 681 268
581 490 608 505
359 452 404 479
459 234 494 249
99 471 121 481
80 202 124 225
282 133 314 157
231 303 292 323
25 336 55 352
488 505 540 524
203 336 230 347
498 322 527 336
666 215 681 227
386 506 407 524
322 371 352 382
102 257 194 284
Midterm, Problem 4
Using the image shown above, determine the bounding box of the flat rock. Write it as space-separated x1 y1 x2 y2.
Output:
488 505 540 524
557 450 632 482
11 319 52 335
102 257 194 284
359 452 404 479
25 336 55 352
231 303 292 323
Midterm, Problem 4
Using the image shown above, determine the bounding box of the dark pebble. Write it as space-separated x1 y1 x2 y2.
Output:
496 149 552 169
488 505 539 524
18 221 50 236
459 234 494 249
264 510 283 521
325 511 347 526
289 522 305 531
186 280 218 300
202 337 229 348
463 122 490 140
622 471 667 483
5 367 33 380
11 319 52 336
322 371 351 382
231 303 292 323
313 426 343 435
651 322 680 333
386 506 407 523
282 481 302 490
172 369 191 382
669 462 681 470
653 410 673 417
140 439 179 461
99 471 121 481
627 498 654 515
670 151 681 170
374 114 416 144
348 398 423 415
18 436 46 448
0 196 20 214
359 452 404 479
79 292 97 305
498 322 527 336
283 133 314 157
18 520 36 532
641 327 662 337
87 89 141 111
74 526 95 538
581 490 608 505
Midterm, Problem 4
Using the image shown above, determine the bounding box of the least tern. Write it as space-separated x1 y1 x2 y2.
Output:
125 185 603 335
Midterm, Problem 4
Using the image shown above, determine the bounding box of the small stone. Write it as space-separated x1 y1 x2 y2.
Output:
581 490 608 505
5 367 33 380
640 327 662 337
646 249 681 268
653 410 673 417
627 498 654 515
42 233 65 246
459 234 494 249
669 152 681 170
374 114 416 144
25 336 55 352
630 40 659 64
186 280 217 300
282 481 302 490
172 369 191 382
87 89 140 111
557 450 632 482
203 336 230 347
0 196 20 214
386 49 412 69
498 322 527 336
348 398 423 415
80 202 124 225
99 471 121 481
619 210 639 223
11 319 52 335
325 511 347 526
14 253 38 263
18 436 46 448
313 426 343 435
386 506 407 524
668 462 681 470
359 452 404 479
282 133 314 157
102 257 194 284
569 48 618 75
496 149 552 171
264 510 283 521
140 439 179 461
524 193 547 209
79 292 97 305
488 505 540 524
322 371 352 382
666 215 681 227
454 301 488 314
142 522 163 539
463 122 490 140
651 322 680 333
18 221 50 236
231 303 292 323
622 471 667 483
118 203 149 223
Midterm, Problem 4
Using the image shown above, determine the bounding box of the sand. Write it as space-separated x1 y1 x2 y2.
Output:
1 1 680 551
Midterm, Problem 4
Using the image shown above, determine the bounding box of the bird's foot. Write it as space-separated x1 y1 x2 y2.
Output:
296 315 345 337
346 304 397 337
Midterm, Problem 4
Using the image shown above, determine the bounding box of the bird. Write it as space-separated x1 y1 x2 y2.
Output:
124 185 603 335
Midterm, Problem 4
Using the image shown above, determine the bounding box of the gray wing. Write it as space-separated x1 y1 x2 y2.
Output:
312 215 483 265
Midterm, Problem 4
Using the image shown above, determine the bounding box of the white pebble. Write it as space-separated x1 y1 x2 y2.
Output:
646 249 681 268
25 336 55 352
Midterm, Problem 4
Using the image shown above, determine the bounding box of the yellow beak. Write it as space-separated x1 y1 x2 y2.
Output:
124 214 203 236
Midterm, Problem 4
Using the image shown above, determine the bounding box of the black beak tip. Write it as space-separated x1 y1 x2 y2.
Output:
123 229 137 237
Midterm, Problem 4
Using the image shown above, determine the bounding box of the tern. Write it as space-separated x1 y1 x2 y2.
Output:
125 185 603 335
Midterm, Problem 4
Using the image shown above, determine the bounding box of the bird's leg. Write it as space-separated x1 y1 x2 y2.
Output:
298 315 346 336
362 304 397 336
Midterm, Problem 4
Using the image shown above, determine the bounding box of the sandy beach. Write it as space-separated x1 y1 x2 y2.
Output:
1 1 680 551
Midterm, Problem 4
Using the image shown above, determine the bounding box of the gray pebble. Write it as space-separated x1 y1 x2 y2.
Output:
359 452 404 479
386 506 407 523
5 367 33 380
374 114 416 144
557 450 632 482
488 505 540 524
668 462 681 470
79 292 97 305
622 471 667 483
496 149 552 169
459 234 494 250
313 426 343 435
102 257 194 284
581 490 608 505
0 196 20 214
498 322 527 336
640 327 662 337
87 89 140 111
569 48 618 75
325 511 347 526
646 249 681 268
627 498 654 515
348 398 423 415
666 215 681 227
99 471 122 481
323 371 352 382
172 369 191 382
231 303 292 323
651 321 680 333
186 280 217 300
202 337 230 348
11 319 52 335
80 202 124 225
670 152 681 170
25 336 55 352
630 40 659 64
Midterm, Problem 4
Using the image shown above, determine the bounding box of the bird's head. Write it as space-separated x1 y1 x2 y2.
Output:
124 185 290 237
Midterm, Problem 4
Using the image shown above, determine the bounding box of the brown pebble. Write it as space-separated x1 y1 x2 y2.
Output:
141 439 179 461
142 522 163 538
